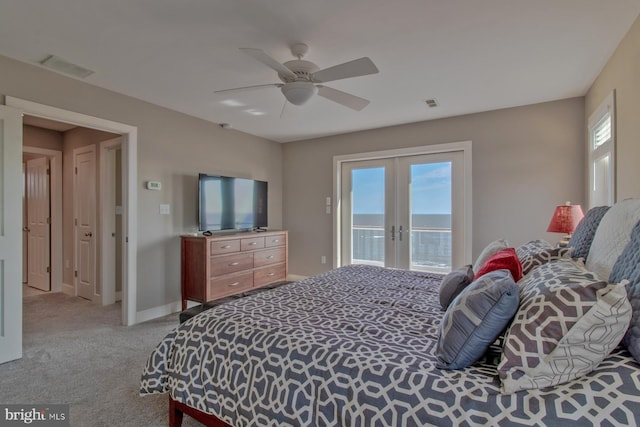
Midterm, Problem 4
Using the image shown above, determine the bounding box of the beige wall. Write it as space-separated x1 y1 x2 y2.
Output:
23 125 63 151
282 98 585 277
1 53 283 313
586 14 640 202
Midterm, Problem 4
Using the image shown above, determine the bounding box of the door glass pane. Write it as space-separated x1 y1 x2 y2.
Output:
592 154 611 207
351 167 385 266
410 162 452 273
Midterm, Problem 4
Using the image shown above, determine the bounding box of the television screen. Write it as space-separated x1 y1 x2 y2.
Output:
198 174 268 231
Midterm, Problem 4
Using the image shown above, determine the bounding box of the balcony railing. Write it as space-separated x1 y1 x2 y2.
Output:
352 225 451 274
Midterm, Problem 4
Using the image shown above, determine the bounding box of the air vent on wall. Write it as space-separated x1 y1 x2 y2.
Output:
38 55 94 78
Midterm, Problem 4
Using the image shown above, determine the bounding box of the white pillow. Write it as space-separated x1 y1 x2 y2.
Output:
473 239 509 272
586 199 640 281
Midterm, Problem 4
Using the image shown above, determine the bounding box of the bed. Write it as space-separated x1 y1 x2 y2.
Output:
141 199 640 426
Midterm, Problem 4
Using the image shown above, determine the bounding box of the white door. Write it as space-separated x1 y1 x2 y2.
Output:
74 146 97 301
341 151 465 273
26 157 51 291
0 105 23 364
396 153 465 272
101 138 122 306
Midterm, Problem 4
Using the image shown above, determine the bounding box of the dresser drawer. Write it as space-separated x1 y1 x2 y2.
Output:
208 272 254 299
209 239 240 255
254 247 286 268
254 263 286 287
241 237 265 251
265 233 286 248
210 253 253 276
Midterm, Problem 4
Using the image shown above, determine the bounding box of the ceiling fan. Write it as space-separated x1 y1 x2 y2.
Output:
215 43 379 111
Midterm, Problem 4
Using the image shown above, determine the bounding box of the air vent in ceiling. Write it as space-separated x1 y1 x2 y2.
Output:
425 98 439 108
38 55 94 78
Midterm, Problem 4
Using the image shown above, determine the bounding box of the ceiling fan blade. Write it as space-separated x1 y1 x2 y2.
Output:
312 57 379 83
316 85 370 111
214 83 281 94
239 48 297 79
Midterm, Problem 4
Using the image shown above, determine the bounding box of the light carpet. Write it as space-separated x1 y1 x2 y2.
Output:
0 292 201 426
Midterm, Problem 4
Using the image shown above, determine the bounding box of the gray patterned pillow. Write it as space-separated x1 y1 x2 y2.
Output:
609 220 640 364
515 239 553 262
519 247 573 276
439 265 475 310
498 259 631 393
436 269 519 370
568 205 610 260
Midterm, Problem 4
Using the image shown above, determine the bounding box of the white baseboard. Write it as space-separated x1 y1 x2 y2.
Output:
135 300 182 324
62 282 74 296
287 274 308 281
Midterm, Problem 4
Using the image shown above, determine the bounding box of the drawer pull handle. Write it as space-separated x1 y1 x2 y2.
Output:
229 262 240 266
221 245 232 249
268 272 275 276
249 242 257 245
228 282 240 287
267 255 274 259
273 239 279 243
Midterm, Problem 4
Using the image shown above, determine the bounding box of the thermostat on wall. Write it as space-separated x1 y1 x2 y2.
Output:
146 181 162 191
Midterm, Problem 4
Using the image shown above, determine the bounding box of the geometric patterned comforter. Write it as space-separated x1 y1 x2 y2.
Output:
140 265 640 426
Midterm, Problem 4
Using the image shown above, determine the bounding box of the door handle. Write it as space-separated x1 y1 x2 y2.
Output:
399 225 403 241
390 225 395 241
85 232 93 237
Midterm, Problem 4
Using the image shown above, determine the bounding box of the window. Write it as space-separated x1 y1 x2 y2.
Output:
588 91 615 208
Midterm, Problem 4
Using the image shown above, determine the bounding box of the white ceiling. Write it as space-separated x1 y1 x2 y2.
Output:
1 1 638 143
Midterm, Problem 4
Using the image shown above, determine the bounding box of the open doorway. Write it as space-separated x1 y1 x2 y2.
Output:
22 117 125 307
8 96 138 326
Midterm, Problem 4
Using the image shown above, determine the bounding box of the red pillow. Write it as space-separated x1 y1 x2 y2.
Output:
474 247 522 282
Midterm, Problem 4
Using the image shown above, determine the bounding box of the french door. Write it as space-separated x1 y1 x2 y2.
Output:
340 151 465 273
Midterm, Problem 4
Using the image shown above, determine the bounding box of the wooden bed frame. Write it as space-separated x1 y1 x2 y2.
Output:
169 396 232 427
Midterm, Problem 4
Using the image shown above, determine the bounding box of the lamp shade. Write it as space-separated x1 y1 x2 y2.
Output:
547 204 584 234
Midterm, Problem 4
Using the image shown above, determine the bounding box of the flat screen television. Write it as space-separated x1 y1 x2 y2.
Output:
198 173 268 232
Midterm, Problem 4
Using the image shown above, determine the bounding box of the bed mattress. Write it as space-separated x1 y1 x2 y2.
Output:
140 264 640 426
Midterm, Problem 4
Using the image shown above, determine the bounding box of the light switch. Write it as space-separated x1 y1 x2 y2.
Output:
159 204 170 215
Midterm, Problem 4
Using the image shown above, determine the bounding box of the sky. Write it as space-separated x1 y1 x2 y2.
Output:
352 162 452 215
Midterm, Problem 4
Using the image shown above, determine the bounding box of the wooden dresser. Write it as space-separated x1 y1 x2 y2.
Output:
180 230 288 310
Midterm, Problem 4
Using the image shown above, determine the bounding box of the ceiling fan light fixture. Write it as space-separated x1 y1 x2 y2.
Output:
281 82 317 106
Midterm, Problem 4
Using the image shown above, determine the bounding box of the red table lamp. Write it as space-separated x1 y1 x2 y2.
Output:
547 202 584 246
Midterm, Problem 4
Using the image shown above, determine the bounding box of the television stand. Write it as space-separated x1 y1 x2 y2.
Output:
180 230 288 310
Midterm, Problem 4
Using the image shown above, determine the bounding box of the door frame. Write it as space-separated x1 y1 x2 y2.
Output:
333 141 473 268
6 96 138 326
22 147 63 292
